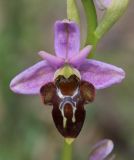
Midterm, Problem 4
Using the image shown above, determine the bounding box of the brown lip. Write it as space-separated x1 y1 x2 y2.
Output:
52 100 86 138
40 74 95 139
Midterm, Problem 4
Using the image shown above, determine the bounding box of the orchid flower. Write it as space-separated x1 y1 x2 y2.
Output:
10 20 125 143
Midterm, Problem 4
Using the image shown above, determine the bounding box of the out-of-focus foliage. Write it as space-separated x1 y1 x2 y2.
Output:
0 0 133 160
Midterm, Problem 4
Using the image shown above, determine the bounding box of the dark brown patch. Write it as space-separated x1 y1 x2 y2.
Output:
64 103 73 119
80 81 95 103
55 75 80 96
40 82 56 105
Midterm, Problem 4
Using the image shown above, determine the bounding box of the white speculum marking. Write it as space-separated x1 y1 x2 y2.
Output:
57 88 78 128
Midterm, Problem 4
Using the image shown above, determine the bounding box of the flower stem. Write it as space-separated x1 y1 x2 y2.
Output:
62 140 73 160
95 0 129 40
81 0 98 58
67 0 80 24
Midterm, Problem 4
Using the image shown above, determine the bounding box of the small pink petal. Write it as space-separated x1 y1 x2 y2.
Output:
38 51 65 69
69 45 92 68
80 59 125 89
10 61 55 94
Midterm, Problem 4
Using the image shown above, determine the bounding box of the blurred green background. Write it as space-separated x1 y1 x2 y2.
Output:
0 0 133 160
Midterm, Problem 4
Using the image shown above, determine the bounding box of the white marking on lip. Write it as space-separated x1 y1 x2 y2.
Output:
56 87 79 99
72 107 76 123
59 100 77 127
56 87 79 127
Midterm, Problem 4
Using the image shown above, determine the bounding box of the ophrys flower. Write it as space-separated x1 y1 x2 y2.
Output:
10 20 125 143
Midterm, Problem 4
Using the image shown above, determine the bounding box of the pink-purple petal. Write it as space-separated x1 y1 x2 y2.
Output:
69 45 92 68
80 59 125 89
38 51 65 69
10 61 55 94
54 20 80 59
89 139 114 160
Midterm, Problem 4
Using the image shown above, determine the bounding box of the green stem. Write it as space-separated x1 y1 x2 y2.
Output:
81 0 98 58
94 0 129 40
62 141 73 160
67 0 80 24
